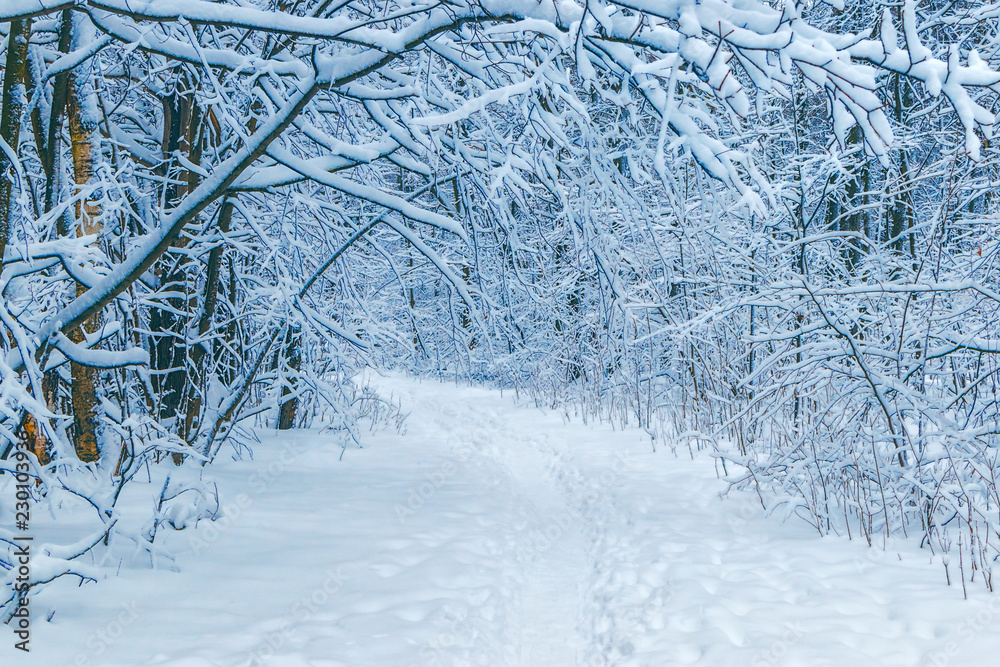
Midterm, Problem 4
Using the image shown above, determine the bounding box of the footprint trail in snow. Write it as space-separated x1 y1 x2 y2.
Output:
7 373 1000 667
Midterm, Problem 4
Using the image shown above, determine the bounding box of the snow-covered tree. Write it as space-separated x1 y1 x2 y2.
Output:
1 0 998 609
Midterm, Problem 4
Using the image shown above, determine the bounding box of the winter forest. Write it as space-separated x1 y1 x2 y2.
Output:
2 0 1000 664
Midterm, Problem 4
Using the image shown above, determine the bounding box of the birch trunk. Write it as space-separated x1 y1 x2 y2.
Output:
66 14 103 463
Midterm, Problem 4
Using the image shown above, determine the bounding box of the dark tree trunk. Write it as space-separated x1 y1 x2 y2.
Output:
842 126 869 275
149 81 204 462
180 199 234 443
277 325 302 431
0 17 33 264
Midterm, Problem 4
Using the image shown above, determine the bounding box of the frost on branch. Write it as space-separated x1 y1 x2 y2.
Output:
0 0 998 611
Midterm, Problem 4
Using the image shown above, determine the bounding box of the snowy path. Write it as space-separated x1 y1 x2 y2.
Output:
5 374 1000 666
505 440 587 666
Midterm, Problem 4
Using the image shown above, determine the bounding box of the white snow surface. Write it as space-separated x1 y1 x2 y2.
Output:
4 373 1000 666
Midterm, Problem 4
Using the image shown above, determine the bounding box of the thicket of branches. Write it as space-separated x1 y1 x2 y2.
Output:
1 0 999 609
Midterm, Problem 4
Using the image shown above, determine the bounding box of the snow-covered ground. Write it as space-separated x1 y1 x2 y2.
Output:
4 373 1000 666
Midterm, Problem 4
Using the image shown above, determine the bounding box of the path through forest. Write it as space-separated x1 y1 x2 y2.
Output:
5 374 1000 666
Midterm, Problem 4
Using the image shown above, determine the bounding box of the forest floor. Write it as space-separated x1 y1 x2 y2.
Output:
4 373 1000 666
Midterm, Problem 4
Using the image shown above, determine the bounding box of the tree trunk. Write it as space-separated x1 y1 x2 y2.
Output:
842 126 868 275
66 14 103 463
277 325 301 431
150 79 204 463
19 12 73 465
180 198 234 443
0 17 33 264
1 17 54 465
890 73 915 262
